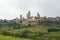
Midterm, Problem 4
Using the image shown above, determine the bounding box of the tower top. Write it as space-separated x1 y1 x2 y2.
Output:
28 11 30 14
37 12 40 18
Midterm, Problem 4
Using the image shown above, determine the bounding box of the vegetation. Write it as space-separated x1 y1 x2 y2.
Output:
0 21 60 40
0 35 31 40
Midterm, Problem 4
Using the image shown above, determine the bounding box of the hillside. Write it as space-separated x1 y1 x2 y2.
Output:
0 35 31 40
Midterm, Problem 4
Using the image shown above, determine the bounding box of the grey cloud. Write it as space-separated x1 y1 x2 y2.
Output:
0 0 60 19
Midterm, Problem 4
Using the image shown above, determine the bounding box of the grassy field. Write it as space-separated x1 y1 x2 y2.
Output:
0 35 31 40
48 31 60 37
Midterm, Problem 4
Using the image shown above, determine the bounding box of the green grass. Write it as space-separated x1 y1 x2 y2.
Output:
48 31 60 37
0 35 31 40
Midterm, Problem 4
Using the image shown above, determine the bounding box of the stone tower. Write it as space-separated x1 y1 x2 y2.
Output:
20 15 22 20
37 12 40 18
27 11 31 19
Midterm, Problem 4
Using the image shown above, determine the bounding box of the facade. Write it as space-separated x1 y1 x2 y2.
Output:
55 16 60 21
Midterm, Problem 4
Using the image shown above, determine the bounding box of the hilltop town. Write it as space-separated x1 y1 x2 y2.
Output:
0 11 60 26
0 0 60 40
0 11 60 40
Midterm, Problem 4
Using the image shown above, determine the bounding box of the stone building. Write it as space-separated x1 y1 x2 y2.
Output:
27 11 31 19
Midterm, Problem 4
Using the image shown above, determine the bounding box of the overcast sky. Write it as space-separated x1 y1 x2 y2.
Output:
0 0 60 20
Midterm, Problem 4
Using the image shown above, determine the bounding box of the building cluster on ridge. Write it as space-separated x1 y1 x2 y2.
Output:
0 11 60 25
19 11 60 25
19 11 41 25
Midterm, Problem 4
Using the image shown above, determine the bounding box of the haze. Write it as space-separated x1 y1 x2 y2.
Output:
0 0 60 20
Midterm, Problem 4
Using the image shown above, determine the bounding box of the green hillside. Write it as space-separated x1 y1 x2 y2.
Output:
0 35 31 40
48 31 60 37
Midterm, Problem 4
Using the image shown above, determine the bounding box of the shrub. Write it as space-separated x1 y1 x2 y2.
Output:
1 30 10 36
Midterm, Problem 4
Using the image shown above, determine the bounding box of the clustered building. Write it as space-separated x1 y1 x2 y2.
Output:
0 11 60 26
19 11 60 25
19 11 41 25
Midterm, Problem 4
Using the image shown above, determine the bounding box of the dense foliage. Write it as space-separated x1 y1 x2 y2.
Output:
0 21 60 40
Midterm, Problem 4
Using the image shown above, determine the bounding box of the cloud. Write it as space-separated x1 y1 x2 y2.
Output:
38 0 60 17
0 0 60 19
